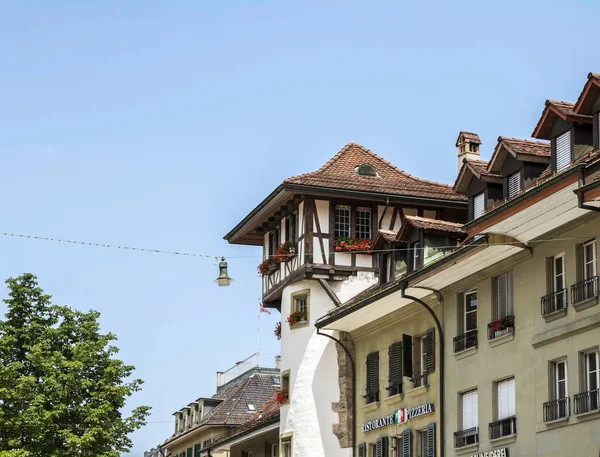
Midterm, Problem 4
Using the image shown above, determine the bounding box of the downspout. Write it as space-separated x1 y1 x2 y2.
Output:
575 166 600 212
400 282 445 457
316 328 357 457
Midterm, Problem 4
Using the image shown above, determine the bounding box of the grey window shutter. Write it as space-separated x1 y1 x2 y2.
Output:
366 352 380 395
473 192 485 219
401 429 412 457
388 342 403 388
381 436 389 457
425 328 435 373
194 444 201 457
576 243 584 282
187 448 193 457
402 334 413 378
426 423 436 457
546 257 555 293
508 172 521 198
376 437 383 457
358 443 367 457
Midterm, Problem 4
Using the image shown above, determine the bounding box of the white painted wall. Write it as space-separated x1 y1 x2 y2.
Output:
280 273 376 457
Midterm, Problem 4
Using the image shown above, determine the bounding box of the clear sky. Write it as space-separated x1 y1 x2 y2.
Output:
0 1 598 455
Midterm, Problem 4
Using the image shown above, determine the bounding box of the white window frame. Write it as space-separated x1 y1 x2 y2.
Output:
464 290 477 333
496 377 516 420
356 207 372 240
553 360 568 400
461 389 478 430
494 271 514 319
583 240 597 279
281 438 292 457
583 350 600 392
413 242 421 271
554 253 566 292
334 205 351 238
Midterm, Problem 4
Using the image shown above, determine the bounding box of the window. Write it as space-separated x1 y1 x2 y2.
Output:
268 228 280 257
416 425 435 457
494 271 514 320
583 240 597 279
285 213 297 243
418 430 428 457
583 350 599 393
356 208 372 239
496 377 516 420
281 438 292 457
556 129 572 172
412 242 421 272
271 443 277 457
401 429 412 457
357 443 367 457
464 291 477 333
186 447 193 457
576 350 599 414
375 437 389 457
412 330 434 387
365 351 380 404
461 390 478 431
241 451 252 457
194 444 201 457
247 403 255 411
388 342 403 396
507 172 521 198
573 241 598 304
473 192 485 219
291 290 309 323
553 360 568 400
334 205 351 238
356 163 379 177
545 360 569 421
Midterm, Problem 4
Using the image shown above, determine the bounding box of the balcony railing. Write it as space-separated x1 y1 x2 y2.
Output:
489 416 516 440
571 276 599 305
454 330 478 353
541 289 568 316
543 397 570 421
574 389 600 415
411 372 428 388
454 427 479 448
487 315 515 340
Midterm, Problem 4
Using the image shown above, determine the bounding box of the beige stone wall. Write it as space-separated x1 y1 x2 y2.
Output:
168 426 228 456
443 213 600 457
228 429 279 457
352 300 442 452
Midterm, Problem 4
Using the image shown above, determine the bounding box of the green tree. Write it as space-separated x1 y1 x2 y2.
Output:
0 273 150 457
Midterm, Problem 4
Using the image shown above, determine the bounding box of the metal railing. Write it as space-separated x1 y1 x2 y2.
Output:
574 389 600 415
541 289 568 316
411 372 428 388
453 330 478 353
487 315 515 340
489 416 516 439
454 427 479 448
571 276 599 305
543 397 570 421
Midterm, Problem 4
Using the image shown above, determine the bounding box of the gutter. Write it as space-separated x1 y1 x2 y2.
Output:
574 165 600 212
463 163 585 230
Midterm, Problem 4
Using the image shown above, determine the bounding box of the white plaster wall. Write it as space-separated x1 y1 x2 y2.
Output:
335 252 352 266
355 254 372 268
315 200 330 231
280 273 375 457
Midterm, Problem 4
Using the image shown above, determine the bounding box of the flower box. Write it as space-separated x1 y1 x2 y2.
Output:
276 242 297 262
286 311 307 326
276 388 289 404
274 322 281 340
488 315 515 340
257 258 280 276
334 237 373 254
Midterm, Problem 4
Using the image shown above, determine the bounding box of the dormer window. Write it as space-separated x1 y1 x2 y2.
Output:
555 130 572 172
355 163 378 177
507 172 521 198
473 192 485 219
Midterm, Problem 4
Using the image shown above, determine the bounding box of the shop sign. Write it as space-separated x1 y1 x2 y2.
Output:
469 448 508 457
361 403 435 432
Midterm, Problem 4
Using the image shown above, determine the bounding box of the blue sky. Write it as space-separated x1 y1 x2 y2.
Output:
0 1 597 455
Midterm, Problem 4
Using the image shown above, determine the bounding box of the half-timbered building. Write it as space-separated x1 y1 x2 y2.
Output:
225 142 468 457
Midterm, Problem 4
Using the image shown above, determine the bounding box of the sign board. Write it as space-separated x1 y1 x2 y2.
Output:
361 403 435 432
469 449 508 457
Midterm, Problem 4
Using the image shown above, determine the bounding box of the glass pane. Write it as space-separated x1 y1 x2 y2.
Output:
555 257 563 275
465 311 477 332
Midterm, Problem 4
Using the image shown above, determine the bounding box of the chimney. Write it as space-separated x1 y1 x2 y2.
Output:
275 355 281 370
456 131 481 173
216 371 223 388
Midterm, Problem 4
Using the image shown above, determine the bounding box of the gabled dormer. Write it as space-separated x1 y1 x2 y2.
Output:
574 72 600 150
532 100 593 172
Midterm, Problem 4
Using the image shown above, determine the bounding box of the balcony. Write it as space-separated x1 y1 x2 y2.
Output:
571 276 599 305
411 372 428 389
454 330 478 353
489 416 516 440
541 289 568 316
574 389 600 415
454 427 479 448
487 315 515 340
543 397 570 421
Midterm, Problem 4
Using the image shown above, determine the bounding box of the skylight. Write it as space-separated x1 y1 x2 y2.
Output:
247 403 256 411
355 163 379 177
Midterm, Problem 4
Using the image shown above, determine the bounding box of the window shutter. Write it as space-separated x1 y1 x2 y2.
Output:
546 257 555 293
425 328 435 373
473 193 485 219
556 130 572 172
357 443 367 457
388 342 403 388
402 334 413 379
381 436 389 457
462 390 478 430
376 437 383 457
497 378 516 419
194 444 201 457
366 352 380 395
508 173 521 198
401 429 412 457
426 423 436 457
576 243 584 282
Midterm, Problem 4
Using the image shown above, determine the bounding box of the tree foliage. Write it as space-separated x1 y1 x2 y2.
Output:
0 273 150 457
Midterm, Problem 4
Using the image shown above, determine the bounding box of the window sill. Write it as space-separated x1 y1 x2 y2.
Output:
535 417 570 433
572 296 599 312
574 408 600 421
489 434 517 446
361 401 380 412
454 345 478 360
489 331 514 348
383 393 404 406
289 321 309 329
542 308 567 322
455 443 479 455
406 384 429 398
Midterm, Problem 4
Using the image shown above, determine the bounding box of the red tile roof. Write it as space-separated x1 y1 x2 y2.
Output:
499 137 551 158
403 215 465 234
455 131 482 146
532 99 593 139
284 142 466 201
574 72 600 115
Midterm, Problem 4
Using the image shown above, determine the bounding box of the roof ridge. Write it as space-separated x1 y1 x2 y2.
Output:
547 99 575 106
498 136 550 145
405 215 463 225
